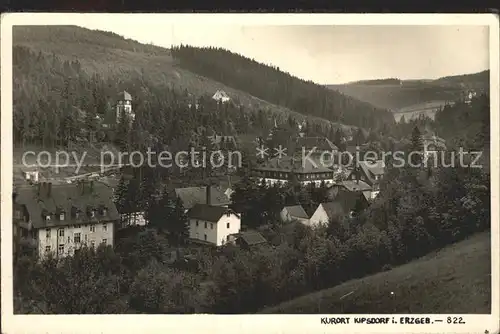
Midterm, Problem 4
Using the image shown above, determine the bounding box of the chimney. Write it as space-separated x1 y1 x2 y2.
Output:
206 186 212 205
47 182 52 197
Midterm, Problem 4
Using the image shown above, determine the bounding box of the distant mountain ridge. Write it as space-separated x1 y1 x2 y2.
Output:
328 70 489 113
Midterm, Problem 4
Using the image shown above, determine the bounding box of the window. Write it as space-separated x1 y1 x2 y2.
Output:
210 223 213 229
58 244 64 254
45 229 51 238
90 210 95 218
90 240 95 248
90 225 96 232
58 229 64 237
84 234 88 242
102 239 107 246
45 246 51 253
67 236 70 243
59 213 65 221
74 233 81 243
227 223 230 229
103 224 107 232
102 208 108 216
204 234 207 241
196 220 199 227
46 215 51 221
204 222 207 228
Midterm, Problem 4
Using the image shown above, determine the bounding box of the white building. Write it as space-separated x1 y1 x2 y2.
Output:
13 181 119 260
187 204 241 246
22 168 40 184
116 90 135 122
212 90 231 103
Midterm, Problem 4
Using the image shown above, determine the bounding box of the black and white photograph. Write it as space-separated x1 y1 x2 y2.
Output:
1 13 499 334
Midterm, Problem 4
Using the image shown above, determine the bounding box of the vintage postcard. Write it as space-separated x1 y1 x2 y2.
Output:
1 13 499 334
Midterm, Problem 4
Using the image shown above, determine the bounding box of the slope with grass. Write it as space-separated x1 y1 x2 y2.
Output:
328 70 489 120
260 232 491 314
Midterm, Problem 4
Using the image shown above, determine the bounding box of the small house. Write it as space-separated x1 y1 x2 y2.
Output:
234 231 267 249
212 90 231 103
187 204 241 246
280 205 309 225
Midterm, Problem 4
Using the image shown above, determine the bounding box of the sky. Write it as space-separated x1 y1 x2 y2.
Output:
74 20 489 85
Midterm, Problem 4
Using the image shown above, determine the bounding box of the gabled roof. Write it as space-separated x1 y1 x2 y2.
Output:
237 231 267 246
14 182 119 229
359 160 385 176
118 90 132 101
213 90 230 99
283 205 309 219
296 136 339 151
175 186 230 209
340 180 372 192
320 190 368 220
187 204 237 222
320 202 345 220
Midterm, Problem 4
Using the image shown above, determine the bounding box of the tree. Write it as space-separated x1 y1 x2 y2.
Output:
409 125 423 167
167 197 190 246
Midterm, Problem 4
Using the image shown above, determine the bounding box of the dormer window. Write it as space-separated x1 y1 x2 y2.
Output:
90 210 95 218
60 212 65 220
46 214 51 221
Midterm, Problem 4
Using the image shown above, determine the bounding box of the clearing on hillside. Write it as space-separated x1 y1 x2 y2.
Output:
260 232 491 314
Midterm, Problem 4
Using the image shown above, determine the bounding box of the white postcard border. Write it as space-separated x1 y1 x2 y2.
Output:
1 13 499 334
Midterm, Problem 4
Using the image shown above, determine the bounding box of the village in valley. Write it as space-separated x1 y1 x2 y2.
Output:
10 24 491 315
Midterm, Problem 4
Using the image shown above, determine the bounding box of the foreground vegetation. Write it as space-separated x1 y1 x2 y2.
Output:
260 231 491 314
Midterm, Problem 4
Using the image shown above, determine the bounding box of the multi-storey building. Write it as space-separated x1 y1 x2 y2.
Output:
13 180 119 260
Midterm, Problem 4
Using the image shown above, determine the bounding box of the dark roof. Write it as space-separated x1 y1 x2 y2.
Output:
340 180 372 192
15 181 119 229
238 231 267 246
175 186 231 209
283 205 309 219
321 190 368 220
296 137 339 151
187 204 238 222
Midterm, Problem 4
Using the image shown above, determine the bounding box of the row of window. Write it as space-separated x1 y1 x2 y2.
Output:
45 239 107 254
45 224 107 238
45 208 108 222
195 221 231 229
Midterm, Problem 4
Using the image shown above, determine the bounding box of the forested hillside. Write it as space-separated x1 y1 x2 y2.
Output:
170 45 395 130
13 25 395 151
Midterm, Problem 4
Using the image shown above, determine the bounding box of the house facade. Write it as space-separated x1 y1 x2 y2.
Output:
253 156 336 187
22 168 40 184
187 204 241 246
13 181 119 260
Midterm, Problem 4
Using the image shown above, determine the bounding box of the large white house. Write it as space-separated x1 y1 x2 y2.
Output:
13 181 119 260
187 204 241 246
